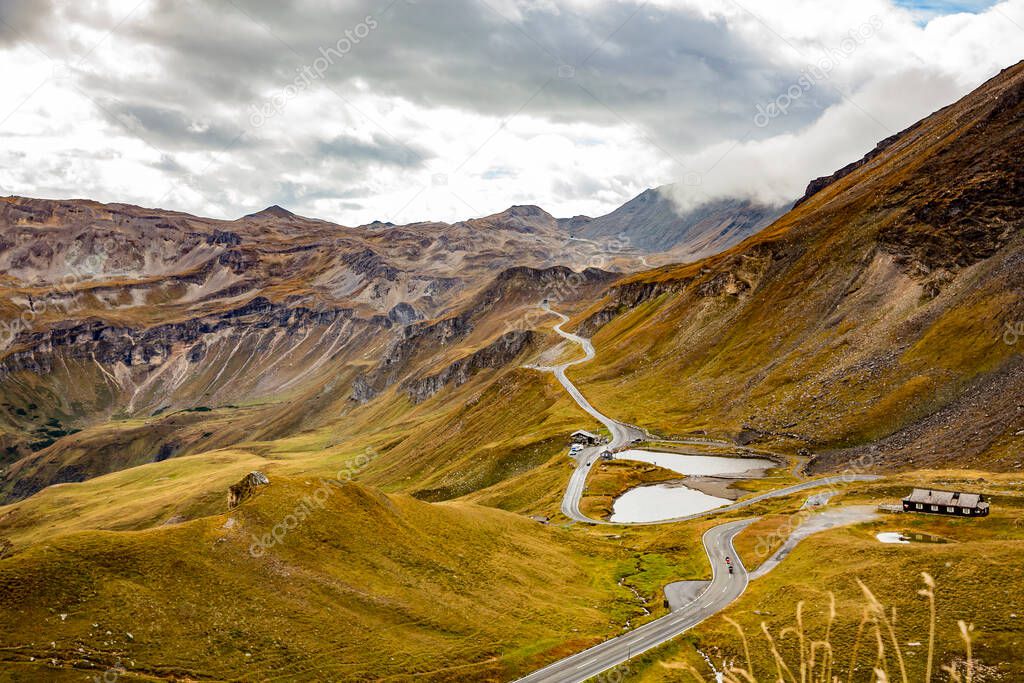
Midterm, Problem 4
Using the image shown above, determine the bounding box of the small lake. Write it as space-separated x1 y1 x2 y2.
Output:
613 449 775 476
876 531 951 545
609 450 776 523
876 532 910 544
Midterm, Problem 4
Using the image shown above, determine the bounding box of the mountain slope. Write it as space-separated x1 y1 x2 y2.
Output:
562 185 786 259
0 474 658 681
565 61 1024 472
0 195 622 500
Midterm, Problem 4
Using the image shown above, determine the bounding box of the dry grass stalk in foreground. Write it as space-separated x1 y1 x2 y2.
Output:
672 573 975 683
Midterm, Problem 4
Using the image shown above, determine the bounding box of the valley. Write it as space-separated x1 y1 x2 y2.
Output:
0 41 1022 683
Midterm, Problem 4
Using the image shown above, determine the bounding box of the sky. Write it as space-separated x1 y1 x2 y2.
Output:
0 0 1022 226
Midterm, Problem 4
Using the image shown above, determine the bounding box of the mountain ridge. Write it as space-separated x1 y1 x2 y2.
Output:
565 58 1024 471
561 184 788 260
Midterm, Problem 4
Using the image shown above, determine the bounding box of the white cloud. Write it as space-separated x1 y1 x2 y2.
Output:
0 0 1021 225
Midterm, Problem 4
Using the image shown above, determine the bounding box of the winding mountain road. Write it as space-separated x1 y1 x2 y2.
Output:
517 306 878 683
515 519 754 683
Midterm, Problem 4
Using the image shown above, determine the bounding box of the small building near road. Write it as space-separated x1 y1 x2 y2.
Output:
902 488 990 517
571 430 601 446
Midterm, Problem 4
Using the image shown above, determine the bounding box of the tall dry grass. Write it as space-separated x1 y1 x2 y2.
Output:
672 573 975 683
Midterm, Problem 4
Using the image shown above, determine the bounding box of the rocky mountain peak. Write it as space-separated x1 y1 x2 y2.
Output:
503 204 550 217
472 204 558 234
242 204 298 220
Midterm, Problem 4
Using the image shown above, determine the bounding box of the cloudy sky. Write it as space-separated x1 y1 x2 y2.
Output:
1 0 1022 225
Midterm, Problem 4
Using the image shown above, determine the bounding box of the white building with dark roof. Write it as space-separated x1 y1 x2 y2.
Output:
902 488 990 517
570 430 601 446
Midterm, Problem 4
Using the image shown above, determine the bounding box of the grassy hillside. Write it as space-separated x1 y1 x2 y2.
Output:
564 62 1024 472
617 471 1024 682
0 267 611 506
0 474 714 681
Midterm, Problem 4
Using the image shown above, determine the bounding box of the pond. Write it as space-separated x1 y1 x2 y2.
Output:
876 532 910 544
608 450 776 523
612 449 775 476
876 531 951 545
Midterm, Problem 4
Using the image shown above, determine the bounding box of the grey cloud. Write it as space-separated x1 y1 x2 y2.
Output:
0 0 55 46
14 0 846 211
149 153 186 175
98 101 246 152
275 181 372 209
87 0 831 151
5 0 993 226
315 132 432 169
481 166 518 180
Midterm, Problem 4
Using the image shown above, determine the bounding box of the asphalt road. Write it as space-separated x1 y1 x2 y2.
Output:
539 306 646 523
514 519 755 683
539 305 878 527
518 306 879 682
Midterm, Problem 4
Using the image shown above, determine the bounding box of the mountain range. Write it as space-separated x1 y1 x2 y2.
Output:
0 181 782 500
0 59 1021 683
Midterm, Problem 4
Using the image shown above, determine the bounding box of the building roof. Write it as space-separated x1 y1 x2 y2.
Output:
571 430 600 439
903 488 987 509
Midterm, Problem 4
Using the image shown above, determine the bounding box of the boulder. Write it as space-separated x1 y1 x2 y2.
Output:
228 471 270 508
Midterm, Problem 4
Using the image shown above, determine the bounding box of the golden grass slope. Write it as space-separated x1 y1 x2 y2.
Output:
565 62 1024 471
624 472 1024 682
0 472 715 681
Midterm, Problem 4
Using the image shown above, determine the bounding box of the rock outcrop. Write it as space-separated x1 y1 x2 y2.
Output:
402 330 536 403
0 297 365 376
387 302 422 325
228 471 270 508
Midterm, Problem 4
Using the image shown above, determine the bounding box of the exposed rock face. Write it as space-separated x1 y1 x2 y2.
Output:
243 205 298 220
793 125 916 208
578 240 786 337
387 302 421 325
696 271 751 297
342 248 399 281
351 265 618 403
577 280 678 337
352 311 474 402
207 229 242 246
403 330 535 403
228 471 270 508
797 66 1023 278
469 205 558 234
876 83 1024 274
0 297 363 377
565 186 786 256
